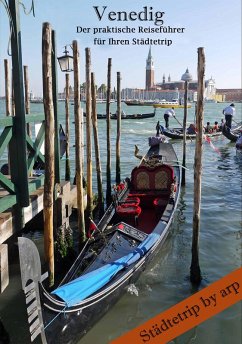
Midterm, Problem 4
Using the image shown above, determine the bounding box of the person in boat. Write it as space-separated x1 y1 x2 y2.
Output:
222 103 235 129
219 118 225 130
187 123 196 134
205 122 213 133
235 131 242 149
213 121 219 132
164 107 175 129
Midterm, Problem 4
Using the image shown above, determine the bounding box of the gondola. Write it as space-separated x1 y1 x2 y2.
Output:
159 125 222 140
18 141 181 344
83 111 155 120
222 122 242 142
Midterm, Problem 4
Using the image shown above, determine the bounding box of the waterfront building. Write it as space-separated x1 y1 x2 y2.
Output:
216 89 242 102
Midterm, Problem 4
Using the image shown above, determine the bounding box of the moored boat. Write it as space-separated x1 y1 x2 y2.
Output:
222 122 242 142
18 141 181 344
124 99 158 106
30 98 43 104
83 111 156 120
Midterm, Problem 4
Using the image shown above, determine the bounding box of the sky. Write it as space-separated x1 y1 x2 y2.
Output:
0 0 241 97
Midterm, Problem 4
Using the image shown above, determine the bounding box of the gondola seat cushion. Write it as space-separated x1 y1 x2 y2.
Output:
129 165 174 206
125 196 140 205
116 204 141 217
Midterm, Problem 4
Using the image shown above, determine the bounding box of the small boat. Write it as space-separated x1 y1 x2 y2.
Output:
18 141 181 344
153 100 192 109
82 99 116 104
124 99 158 106
83 111 156 120
159 126 222 140
30 98 43 104
222 122 242 142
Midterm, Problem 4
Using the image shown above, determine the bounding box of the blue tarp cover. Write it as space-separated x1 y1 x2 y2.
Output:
52 232 159 306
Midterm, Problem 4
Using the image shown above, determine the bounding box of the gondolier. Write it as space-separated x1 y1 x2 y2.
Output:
164 107 175 129
222 103 235 129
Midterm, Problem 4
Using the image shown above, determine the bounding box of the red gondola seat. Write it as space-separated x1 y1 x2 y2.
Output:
116 204 142 226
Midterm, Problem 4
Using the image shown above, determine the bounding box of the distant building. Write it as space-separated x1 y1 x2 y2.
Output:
143 48 220 102
145 47 154 90
216 89 242 102
58 85 74 100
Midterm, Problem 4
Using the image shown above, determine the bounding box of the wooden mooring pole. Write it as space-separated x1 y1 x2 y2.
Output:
85 48 93 219
42 22 55 286
190 47 205 285
73 40 86 242
106 58 112 206
116 72 121 184
65 73 71 181
51 30 61 185
91 72 104 216
181 81 188 186
4 59 11 117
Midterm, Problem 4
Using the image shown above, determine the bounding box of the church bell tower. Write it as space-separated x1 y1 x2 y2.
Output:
145 46 154 90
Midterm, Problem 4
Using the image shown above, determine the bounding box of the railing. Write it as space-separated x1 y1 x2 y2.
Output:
0 114 46 213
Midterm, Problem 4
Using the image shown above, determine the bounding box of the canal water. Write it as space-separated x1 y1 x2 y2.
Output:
0 101 241 343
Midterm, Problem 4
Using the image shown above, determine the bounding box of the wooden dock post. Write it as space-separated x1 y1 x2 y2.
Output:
181 68 192 186
42 22 55 286
85 48 93 219
181 85 188 186
4 59 11 117
190 48 205 284
116 72 121 184
91 72 104 216
106 58 112 206
73 40 86 242
0 245 9 293
51 30 61 185
65 73 71 181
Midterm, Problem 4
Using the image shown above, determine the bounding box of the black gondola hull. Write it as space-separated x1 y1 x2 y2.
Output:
18 142 181 344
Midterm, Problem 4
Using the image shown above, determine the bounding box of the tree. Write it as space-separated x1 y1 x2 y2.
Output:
97 83 107 99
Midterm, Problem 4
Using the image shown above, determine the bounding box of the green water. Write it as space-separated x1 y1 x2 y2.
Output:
0 101 241 343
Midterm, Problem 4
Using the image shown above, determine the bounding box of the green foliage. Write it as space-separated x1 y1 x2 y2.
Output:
56 224 73 258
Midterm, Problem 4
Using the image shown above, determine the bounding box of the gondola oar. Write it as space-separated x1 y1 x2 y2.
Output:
232 118 241 126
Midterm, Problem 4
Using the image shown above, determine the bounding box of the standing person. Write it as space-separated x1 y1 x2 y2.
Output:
222 103 235 129
164 107 175 129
